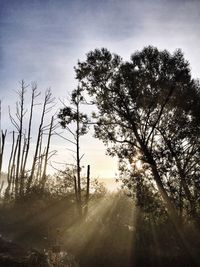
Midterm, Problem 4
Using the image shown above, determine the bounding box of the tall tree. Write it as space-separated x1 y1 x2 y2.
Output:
9 80 28 197
75 46 200 223
40 115 54 189
0 100 7 188
20 83 40 195
27 89 54 191
58 86 89 216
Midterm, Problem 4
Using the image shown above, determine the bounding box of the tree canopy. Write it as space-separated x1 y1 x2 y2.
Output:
75 46 200 223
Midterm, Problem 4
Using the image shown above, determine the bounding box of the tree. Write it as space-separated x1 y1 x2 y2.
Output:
40 115 55 189
0 100 7 191
20 83 40 194
8 80 28 197
27 89 55 191
5 82 56 199
58 86 89 216
75 46 200 223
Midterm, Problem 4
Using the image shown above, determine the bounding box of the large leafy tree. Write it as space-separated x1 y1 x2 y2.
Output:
75 46 200 223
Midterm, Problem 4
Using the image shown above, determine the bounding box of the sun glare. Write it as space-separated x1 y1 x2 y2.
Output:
135 160 143 170
98 178 122 192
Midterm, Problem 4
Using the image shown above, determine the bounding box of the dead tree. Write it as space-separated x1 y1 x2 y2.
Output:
10 135 19 197
58 86 90 216
5 83 55 198
9 81 28 197
35 130 44 183
15 81 27 196
0 100 1 174
0 100 7 183
86 165 90 203
5 131 15 198
84 164 90 215
40 116 54 189
20 84 40 194
27 89 55 190
0 131 7 178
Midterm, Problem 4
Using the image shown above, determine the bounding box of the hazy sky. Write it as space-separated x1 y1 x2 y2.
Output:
0 0 200 179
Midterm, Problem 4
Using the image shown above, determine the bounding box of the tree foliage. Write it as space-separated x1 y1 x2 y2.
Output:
75 46 200 223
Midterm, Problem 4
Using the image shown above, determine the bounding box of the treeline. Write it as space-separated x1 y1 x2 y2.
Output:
0 82 104 218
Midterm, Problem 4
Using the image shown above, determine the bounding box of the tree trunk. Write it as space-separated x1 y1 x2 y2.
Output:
21 85 38 192
76 100 82 216
27 90 51 190
41 116 54 189
132 122 179 222
6 131 15 198
84 165 90 216
15 81 26 197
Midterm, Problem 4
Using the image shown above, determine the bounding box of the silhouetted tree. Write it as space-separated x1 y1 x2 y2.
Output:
20 83 40 194
58 86 89 216
9 80 28 197
75 46 200 224
0 100 7 192
27 89 55 191
5 83 56 199
40 115 55 189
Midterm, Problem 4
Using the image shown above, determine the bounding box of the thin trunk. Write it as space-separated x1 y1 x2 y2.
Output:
0 130 6 176
0 100 6 184
19 135 26 196
39 151 45 182
36 131 44 183
74 175 78 202
86 165 90 203
76 99 82 216
0 180 4 195
27 91 50 190
84 165 90 216
10 135 18 198
21 85 37 177
15 82 25 197
41 116 54 189
13 135 19 197
11 164 16 196
6 132 15 198
0 100 2 179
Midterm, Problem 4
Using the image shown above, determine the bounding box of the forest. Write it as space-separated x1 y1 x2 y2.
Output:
0 46 200 267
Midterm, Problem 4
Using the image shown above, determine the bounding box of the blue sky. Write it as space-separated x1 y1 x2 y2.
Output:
0 0 200 179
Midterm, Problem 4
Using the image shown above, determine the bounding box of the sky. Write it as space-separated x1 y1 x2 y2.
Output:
0 0 200 181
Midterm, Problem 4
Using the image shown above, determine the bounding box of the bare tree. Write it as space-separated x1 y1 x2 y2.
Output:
27 89 55 190
0 100 7 191
4 83 56 199
40 116 54 189
11 135 19 196
0 131 7 179
8 80 28 197
20 83 40 195
84 164 90 215
5 131 15 198
58 86 90 216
